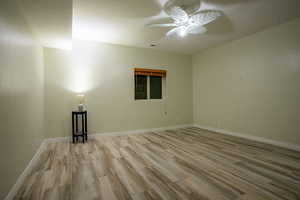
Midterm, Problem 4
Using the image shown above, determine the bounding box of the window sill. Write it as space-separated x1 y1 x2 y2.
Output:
134 99 164 102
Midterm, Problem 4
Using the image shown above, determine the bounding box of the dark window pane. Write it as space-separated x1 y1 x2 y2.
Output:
135 75 147 100
150 76 162 99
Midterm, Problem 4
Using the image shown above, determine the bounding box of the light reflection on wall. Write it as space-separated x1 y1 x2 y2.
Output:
45 40 102 94
42 39 72 50
65 40 101 93
69 66 93 93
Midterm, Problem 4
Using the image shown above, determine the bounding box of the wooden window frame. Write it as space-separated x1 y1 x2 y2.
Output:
134 68 166 77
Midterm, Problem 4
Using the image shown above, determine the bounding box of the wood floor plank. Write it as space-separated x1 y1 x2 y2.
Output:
12 127 300 200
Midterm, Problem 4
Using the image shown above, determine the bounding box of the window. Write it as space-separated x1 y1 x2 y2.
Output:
150 76 162 99
135 75 147 100
134 68 166 100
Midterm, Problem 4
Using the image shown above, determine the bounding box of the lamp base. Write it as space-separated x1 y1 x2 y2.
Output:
78 104 85 112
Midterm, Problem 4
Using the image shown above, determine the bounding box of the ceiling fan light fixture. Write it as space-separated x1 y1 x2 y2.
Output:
179 27 188 37
146 1 221 38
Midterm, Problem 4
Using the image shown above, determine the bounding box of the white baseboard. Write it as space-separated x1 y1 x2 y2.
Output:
5 141 47 200
44 136 71 143
42 124 194 143
194 124 300 152
90 124 193 137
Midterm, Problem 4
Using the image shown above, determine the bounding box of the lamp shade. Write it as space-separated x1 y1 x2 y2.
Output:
77 94 85 104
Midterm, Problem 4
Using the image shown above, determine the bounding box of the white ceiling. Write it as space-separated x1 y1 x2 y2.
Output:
18 0 73 49
73 0 300 54
19 0 300 54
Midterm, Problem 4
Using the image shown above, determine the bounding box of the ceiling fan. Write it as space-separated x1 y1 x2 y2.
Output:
146 0 221 37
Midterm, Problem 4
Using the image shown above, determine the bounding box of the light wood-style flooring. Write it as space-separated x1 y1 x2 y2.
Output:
13 127 300 200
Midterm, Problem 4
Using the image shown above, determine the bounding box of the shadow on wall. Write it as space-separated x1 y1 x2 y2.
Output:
45 86 77 138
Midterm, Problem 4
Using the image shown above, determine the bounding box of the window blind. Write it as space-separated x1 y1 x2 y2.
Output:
134 68 166 77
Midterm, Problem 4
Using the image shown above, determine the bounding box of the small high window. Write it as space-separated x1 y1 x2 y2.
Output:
134 68 166 100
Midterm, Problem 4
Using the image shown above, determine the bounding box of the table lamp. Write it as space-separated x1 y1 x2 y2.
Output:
77 94 85 111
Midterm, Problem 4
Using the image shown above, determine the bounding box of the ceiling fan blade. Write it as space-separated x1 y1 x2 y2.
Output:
166 26 182 37
190 10 221 26
164 0 201 16
146 23 177 27
187 25 207 34
166 26 189 37
167 6 189 23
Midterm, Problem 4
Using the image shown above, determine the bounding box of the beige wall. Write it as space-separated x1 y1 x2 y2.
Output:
0 0 44 198
193 18 300 145
44 40 193 138
44 48 74 138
